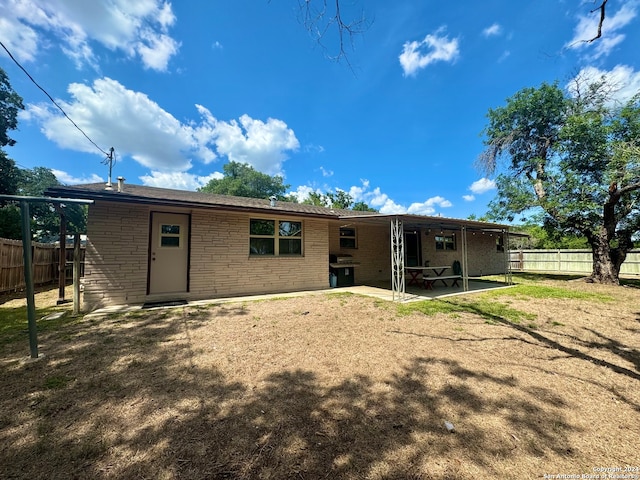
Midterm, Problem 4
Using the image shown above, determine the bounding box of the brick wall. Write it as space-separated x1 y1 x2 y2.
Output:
190 210 329 298
421 228 506 275
465 232 507 276
83 201 331 310
83 201 507 310
83 202 150 309
329 221 390 285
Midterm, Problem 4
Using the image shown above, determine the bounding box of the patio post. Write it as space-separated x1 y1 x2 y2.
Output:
390 217 405 301
461 225 469 291
504 229 512 285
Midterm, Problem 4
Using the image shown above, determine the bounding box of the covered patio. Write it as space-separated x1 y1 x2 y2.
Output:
336 213 516 301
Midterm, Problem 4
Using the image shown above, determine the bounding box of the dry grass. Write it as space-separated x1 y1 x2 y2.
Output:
1 276 639 479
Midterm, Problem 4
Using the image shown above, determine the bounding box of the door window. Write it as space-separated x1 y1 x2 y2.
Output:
160 224 181 248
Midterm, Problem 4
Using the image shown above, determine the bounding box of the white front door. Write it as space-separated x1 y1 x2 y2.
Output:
149 212 189 294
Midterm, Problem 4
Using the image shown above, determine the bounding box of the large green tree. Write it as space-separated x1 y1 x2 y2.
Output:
0 166 87 241
0 67 25 238
302 190 353 209
480 80 640 284
21 167 86 241
198 161 290 200
0 67 23 150
301 190 377 211
0 67 23 196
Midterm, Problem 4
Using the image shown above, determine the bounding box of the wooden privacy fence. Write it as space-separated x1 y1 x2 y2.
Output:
509 249 640 276
0 238 85 293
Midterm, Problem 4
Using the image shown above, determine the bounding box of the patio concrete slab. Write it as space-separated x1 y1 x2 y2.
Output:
84 279 513 319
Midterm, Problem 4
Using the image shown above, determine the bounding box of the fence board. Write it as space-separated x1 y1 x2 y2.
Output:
509 249 640 276
0 238 85 293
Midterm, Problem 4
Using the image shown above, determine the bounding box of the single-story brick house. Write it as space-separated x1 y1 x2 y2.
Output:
47 182 512 310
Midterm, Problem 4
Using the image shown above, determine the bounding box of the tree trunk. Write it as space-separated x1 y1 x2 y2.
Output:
588 230 620 285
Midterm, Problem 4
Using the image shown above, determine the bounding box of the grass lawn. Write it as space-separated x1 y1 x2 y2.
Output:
1 275 639 479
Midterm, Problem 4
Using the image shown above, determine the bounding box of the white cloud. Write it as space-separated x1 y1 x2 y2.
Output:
482 23 502 37
0 16 39 62
25 77 212 171
23 77 299 177
498 50 511 62
379 198 408 215
399 28 460 76
407 196 453 215
346 179 453 216
319 166 333 177
463 194 475 202
568 65 640 105
304 144 325 154
566 2 637 59
52 169 103 185
0 0 180 71
469 178 497 194
288 185 320 202
140 171 223 190
137 32 180 71
197 106 300 176
290 179 454 216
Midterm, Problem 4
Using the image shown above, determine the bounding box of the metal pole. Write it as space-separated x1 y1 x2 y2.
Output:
20 200 39 359
73 234 81 315
57 212 66 304
461 226 469 291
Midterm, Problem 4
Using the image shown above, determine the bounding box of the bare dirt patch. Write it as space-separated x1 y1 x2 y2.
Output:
1 279 639 479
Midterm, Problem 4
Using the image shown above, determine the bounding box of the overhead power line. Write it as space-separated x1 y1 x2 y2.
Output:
0 40 111 158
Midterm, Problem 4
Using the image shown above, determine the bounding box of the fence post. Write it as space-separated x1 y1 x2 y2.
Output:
73 234 81 315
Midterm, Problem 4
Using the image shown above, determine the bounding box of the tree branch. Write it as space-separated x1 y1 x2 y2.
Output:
297 0 370 67
585 0 608 43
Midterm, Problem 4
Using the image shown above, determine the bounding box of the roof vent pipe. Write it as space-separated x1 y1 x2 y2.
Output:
117 176 125 193
270 196 277 207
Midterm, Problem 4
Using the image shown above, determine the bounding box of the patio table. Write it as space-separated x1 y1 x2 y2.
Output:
405 266 452 287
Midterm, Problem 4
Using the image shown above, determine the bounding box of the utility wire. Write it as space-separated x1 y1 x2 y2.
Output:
0 40 111 157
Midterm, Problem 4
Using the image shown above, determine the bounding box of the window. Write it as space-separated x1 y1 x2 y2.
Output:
250 219 302 256
339 227 357 249
160 224 181 248
435 234 456 251
496 235 505 252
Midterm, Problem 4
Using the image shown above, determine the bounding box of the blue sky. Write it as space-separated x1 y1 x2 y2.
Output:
1 0 639 219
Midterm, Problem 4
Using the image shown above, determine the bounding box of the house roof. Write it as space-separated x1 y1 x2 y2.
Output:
45 183 376 219
45 182 512 231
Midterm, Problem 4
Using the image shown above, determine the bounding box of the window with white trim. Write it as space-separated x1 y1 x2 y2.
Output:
250 219 303 256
